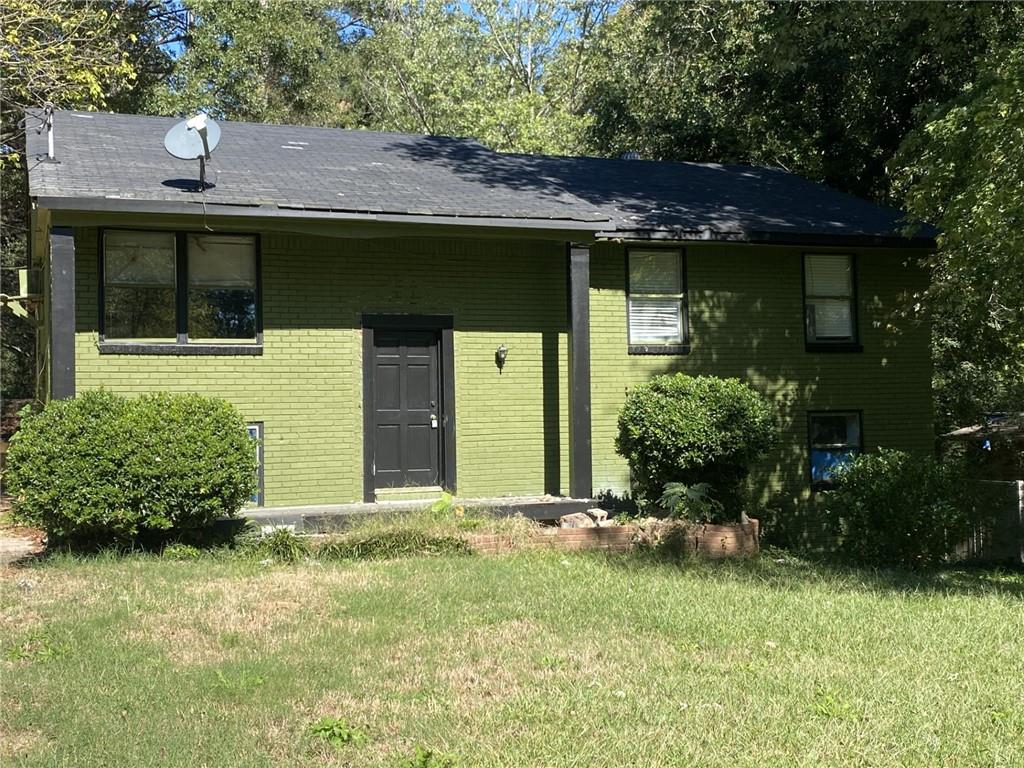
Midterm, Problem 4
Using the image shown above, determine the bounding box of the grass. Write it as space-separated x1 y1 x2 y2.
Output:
1 549 1023 767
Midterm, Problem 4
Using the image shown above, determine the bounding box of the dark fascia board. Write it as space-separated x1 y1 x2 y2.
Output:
35 195 609 234
598 228 937 249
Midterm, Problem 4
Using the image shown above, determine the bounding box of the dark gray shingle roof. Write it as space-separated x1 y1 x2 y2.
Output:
26 110 934 245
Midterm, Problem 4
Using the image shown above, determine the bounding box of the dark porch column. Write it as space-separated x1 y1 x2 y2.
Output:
49 227 76 399
568 244 592 499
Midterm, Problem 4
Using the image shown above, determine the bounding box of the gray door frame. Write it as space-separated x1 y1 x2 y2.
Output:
362 314 456 502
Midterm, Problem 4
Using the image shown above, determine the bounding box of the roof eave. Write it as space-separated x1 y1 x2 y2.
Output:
597 228 937 249
34 195 609 239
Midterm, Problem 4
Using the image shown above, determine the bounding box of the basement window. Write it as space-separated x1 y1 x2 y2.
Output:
100 229 261 354
808 411 862 490
804 254 859 350
627 248 689 354
247 422 264 506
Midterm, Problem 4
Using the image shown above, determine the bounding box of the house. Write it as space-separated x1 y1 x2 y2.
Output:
24 110 935 532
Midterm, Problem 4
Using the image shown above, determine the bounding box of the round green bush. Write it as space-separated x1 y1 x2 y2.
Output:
6 391 257 541
615 374 777 514
825 449 987 569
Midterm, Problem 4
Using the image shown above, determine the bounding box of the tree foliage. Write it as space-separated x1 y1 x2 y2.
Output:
584 1 1019 201
352 0 610 153
895 27 1024 429
1 0 151 400
157 0 360 126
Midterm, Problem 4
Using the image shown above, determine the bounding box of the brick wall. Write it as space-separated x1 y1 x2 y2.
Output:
74 228 570 506
71 227 933 545
590 241 933 547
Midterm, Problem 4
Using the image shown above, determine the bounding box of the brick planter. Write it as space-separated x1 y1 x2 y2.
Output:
467 519 759 558
690 519 760 558
469 526 635 555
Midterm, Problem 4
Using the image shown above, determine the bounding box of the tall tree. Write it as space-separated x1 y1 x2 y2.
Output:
895 28 1024 429
352 0 611 154
158 0 363 125
584 1 1019 201
1 0 145 401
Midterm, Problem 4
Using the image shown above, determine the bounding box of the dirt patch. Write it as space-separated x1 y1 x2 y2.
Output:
131 565 386 666
0 725 44 759
0 528 46 567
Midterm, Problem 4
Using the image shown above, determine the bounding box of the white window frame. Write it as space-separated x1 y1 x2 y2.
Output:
626 248 689 354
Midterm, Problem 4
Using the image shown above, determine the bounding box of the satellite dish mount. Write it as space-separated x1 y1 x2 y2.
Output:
163 112 221 192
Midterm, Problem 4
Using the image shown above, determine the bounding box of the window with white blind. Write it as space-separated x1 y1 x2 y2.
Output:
627 249 688 352
804 254 857 345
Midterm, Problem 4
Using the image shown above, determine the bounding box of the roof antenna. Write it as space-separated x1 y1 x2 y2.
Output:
163 112 221 192
37 102 57 163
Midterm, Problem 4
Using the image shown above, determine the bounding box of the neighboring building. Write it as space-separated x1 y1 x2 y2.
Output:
25 110 935 537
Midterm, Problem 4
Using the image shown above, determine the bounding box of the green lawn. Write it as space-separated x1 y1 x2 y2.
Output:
2 550 1023 767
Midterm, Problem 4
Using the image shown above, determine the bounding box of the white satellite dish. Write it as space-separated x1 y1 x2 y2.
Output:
164 112 221 190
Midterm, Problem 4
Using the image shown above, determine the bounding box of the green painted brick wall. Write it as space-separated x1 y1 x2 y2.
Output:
70 226 932 536
73 228 570 506
590 241 933 546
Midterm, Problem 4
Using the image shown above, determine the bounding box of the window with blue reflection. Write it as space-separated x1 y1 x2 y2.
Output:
808 412 861 490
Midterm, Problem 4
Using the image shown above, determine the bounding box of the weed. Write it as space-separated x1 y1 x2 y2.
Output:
403 746 458 767
812 686 858 721
308 716 367 748
162 543 202 561
5 632 71 663
248 527 309 564
317 528 473 561
212 668 265 695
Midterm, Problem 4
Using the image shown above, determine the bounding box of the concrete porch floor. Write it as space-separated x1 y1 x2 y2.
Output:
243 495 598 533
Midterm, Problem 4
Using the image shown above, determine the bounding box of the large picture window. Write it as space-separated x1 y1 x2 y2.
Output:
188 235 258 340
103 230 177 340
101 230 259 349
804 254 857 347
627 249 688 353
808 411 862 490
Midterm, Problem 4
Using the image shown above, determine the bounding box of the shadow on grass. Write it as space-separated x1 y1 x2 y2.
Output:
18 518 256 566
600 547 1024 600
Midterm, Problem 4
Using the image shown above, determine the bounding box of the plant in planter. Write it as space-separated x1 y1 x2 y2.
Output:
616 374 777 521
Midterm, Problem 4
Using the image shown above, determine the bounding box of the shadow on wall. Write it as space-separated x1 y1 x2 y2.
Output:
588 249 860 551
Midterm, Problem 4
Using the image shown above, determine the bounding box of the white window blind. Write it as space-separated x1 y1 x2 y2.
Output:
805 254 852 296
188 235 256 287
628 250 684 345
805 254 854 342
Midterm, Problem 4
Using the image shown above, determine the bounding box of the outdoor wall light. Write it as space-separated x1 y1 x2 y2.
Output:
495 344 509 372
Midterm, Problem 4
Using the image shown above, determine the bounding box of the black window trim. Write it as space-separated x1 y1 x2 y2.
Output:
97 227 263 355
802 252 862 353
625 246 691 355
807 409 864 492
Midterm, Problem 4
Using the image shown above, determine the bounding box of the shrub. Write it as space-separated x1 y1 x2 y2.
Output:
615 374 777 516
824 449 989 569
6 390 256 541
